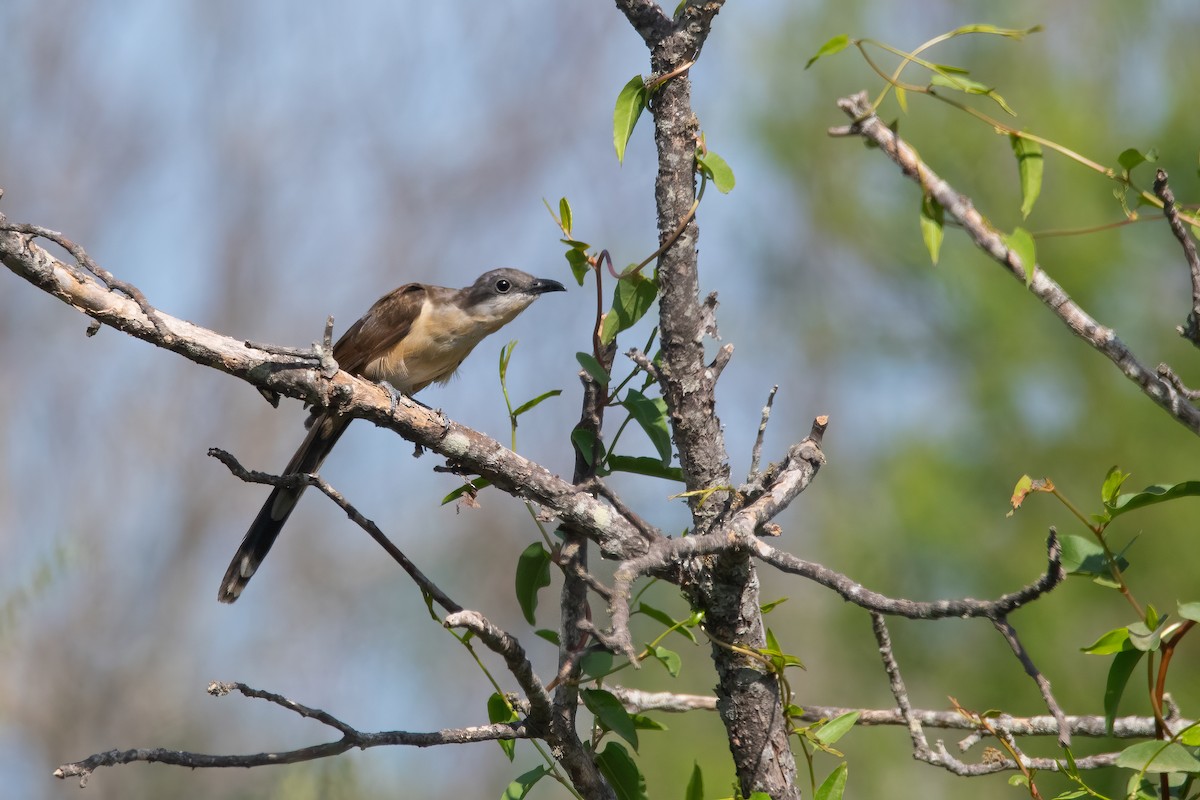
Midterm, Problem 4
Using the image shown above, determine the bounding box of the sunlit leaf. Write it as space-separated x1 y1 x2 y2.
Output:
1101 465 1130 506
1009 134 1043 219
1080 627 1131 655
559 197 573 237
1002 226 1037 285
919 195 944 265
805 34 850 69
487 693 519 761
614 75 649 164
600 272 659 345
814 711 859 746
512 389 562 418
648 644 682 677
696 149 736 193
815 763 848 800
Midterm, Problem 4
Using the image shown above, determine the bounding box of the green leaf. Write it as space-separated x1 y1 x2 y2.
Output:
623 389 673 463
1181 726 1200 746
749 793 773 800
929 72 1015 115
596 742 648 800
514 542 552 625
636 602 698 643
566 247 590 285
534 628 560 646
1081 627 1131 655
583 689 639 750
607 455 684 482
1009 134 1043 219
760 597 789 615
614 75 649 164
1107 480 1200 518
559 197 573 237
502 765 550 800
815 763 849 800
512 389 562 418
571 428 605 467
576 352 611 386
648 644 682 677
630 713 667 731
1104 648 1144 734
919 195 944 265
487 693 519 761
1118 147 1158 173
814 711 859 746
581 649 616 680
1101 465 1130 506
600 273 659 345
895 86 908 113
1127 620 1162 652
441 477 491 505
805 34 850 69
1002 226 1037 285
1115 740 1200 773
1178 601 1200 623
1060 534 1129 577
685 762 704 800
696 149 736 194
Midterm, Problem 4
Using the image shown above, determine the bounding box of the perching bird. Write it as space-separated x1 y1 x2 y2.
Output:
218 268 566 603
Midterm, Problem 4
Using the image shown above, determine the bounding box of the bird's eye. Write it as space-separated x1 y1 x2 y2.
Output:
495 279 511 294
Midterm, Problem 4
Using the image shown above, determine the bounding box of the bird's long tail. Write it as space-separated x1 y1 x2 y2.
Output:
217 414 350 603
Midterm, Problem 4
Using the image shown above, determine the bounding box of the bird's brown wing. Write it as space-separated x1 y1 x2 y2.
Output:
332 282 428 375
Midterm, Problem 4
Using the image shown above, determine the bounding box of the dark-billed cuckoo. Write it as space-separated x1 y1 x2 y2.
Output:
218 268 566 603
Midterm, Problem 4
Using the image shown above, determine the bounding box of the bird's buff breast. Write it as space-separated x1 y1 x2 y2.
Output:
364 300 515 394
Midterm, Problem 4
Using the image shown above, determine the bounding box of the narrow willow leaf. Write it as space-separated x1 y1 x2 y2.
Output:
919 195 944 265
559 197 573 237
814 711 859 745
1009 134 1044 219
607 455 684 482
815 763 849 800
805 34 850 69
1104 648 1144 734
614 75 649 164
685 762 704 800
1002 226 1037 285
512 389 562 418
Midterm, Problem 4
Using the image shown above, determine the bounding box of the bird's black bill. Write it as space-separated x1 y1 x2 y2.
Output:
531 277 567 294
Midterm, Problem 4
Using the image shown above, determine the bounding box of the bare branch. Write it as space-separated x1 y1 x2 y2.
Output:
1153 169 1200 347
208 449 463 614
991 616 1069 748
746 385 779 483
0 227 650 562
832 91 1200 438
754 526 1064 620
54 681 525 787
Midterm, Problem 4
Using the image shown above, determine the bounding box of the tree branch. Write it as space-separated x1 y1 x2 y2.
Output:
831 92 1200 438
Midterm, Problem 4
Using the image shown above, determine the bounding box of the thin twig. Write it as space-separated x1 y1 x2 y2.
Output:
1153 169 1200 347
747 385 779 482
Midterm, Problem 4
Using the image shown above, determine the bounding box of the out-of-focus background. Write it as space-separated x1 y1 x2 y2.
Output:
3 2 1200 798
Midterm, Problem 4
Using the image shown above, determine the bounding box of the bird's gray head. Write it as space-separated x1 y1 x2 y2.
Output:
460 268 567 323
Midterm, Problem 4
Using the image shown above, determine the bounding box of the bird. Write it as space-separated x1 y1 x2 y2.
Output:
217 268 567 603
